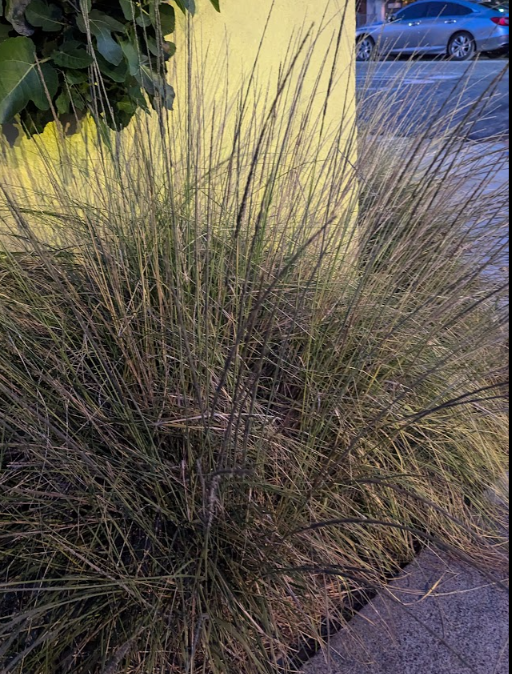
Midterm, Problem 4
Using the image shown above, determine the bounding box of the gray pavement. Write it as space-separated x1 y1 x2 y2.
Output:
357 60 510 141
301 548 509 674
300 472 509 674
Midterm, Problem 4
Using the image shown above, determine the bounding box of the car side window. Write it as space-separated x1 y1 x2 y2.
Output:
397 3 431 19
426 2 474 16
454 4 474 15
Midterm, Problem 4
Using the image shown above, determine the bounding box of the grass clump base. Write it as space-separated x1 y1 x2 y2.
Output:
0 31 509 674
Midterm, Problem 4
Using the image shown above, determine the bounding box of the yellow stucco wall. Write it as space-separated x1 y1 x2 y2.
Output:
175 0 356 141
0 0 356 213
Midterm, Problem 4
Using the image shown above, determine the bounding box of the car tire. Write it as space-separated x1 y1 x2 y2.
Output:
448 32 476 62
357 36 376 62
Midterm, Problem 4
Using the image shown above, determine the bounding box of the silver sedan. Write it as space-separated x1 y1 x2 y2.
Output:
356 0 510 61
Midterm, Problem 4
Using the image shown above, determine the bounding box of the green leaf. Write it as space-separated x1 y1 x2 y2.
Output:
148 2 175 35
146 35 159 57
97 53 128 82
127 80 148 110
140 64 174 109
146 36 176 58
6 0 34 36
76 10 125 65
120 36 173 111
119 0 134 21
68 87 86 111
209 0 220 11
164 40 176 58
65 69 88 85
116 98 136 115
135 10 152 28
0 24 12 41
52 41 93 69
25 0 63 31
159 4 175 34
120 37 142 76
55 88 70 114
109 95 137 128
0 36 58 123
173 0 195 15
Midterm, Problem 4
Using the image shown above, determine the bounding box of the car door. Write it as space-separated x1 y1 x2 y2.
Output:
377 3 431 53
419 2 475 50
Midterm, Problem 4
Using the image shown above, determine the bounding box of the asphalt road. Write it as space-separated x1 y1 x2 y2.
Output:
357 59 510 141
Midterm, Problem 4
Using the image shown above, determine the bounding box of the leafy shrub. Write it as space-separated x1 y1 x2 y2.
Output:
0 0 220 133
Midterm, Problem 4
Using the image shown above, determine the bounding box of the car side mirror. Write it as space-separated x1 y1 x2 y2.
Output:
388 14 399 22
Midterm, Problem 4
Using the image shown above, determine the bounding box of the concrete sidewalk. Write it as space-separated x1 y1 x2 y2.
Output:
301 479 509 674
302 549 509 674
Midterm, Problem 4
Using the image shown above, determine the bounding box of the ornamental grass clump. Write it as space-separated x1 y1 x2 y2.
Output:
0 21 509 674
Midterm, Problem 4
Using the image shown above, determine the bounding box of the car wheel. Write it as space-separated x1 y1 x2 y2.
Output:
448 32 476 61
357 36 376 62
